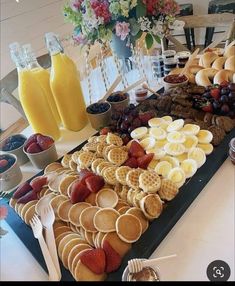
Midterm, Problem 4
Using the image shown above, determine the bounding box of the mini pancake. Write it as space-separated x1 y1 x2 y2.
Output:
101 232 131 258
75 226 81 235
24 205 36 225
69 223 78 233
85 193 97 206
14 202 23 214
84 230 96 247
114 200 129 211
38 187 48 198
95 232 106 248
68 243 92 272
58 233 81 259
44 162 63 174
71 248 93 278
95 188 118 208
54 226 72 238
44 189 53 196
53 220 68 229
74 260 107 281
68 202 91 226
35 193 56 216
92 232 98 247
48 172 68 192
93 208 119 233
118 206 130 215
62 238 86 269
80 206 100 233
9 197 17 209
55 231 73 247
57 199 73 222
79 226 86 239
20 200 38 220
17 204 25 218
126 207 149 234
50 195 68 219
115 214 142 243
59 175 78 196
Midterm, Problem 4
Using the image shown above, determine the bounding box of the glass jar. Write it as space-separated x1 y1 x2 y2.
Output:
162 50 176 59
135 88 148 103
176 51 191 68
229 137 235 165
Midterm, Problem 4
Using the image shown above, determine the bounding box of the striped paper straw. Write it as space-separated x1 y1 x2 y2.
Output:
85 48 92 105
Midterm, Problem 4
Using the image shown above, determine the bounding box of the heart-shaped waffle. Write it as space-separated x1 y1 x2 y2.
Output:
139 171 161 193
126 169 143 189
115 166 131 185
96 161 113 176
103 144 118 159
106 132 123 146
158 179 179 201
107 148 128 166
102 166 118 185
78 151 96 168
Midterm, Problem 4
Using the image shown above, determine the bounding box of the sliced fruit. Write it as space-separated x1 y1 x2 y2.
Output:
80 248 106 275
139 137 155 150
37 134 54 150
149 127 166 140
188 147 206 168
70 181 91 204
103 240 122 273
164 142 185 156
197 143 213 155
23 133 41 150
130 127 148 139
123 157 138 168
146 147 166 159
85 175 105 193
167 119 184 132
148 117 164 127
197 130 213 144
168 167 186 188
180 159 197 179
13 182 32 199
79 169 96 185
128 141 145 158
17 190 38 204
30 176 48 192
180 124 200 135
137 153 154 169
155 161 172 178
26 142 42 154
183 135 198 151
167 131 185 143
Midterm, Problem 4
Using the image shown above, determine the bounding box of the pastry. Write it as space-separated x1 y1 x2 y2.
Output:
126 169 143 189
208 125 226 146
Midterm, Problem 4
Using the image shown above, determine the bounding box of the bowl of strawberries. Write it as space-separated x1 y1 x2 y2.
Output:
23 133 58 169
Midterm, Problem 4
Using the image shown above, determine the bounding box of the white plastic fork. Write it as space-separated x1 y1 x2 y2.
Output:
40 204 61 280
30 215 60 281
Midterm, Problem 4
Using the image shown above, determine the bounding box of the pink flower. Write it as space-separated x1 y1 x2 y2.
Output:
70 0 83 12
0 206 8 220
90 0 111 24
115 22 130 41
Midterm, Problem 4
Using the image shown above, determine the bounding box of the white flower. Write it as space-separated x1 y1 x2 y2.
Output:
138 17 151 32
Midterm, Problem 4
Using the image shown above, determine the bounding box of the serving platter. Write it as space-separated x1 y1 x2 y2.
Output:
2 96 235 281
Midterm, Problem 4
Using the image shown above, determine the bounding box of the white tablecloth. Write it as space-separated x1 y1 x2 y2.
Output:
1 123 234 281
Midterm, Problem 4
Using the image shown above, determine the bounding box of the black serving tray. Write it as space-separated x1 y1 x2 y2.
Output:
3 101 235 281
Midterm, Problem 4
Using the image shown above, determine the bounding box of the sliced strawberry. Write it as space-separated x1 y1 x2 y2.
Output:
100 127 110 135
80 248 106 274
30 176 48 192
37 134 54 151
26 142 42 154
123 157 138 168
137 153 154 169
103 240 121 273
79 169 96 185
85 175 105 193
12 182 32 199
129 141 145 158
70 181 91 204
17 190 38 204
24 133 41 151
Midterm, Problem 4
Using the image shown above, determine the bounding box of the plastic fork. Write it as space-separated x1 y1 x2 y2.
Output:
30 215 60 281
0 192 8 200
40 204 61 279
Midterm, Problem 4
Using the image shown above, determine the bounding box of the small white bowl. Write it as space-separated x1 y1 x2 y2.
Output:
163 74 189 90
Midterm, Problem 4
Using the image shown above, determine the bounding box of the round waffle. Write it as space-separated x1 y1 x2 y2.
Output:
59 175 78 196
119 185 129 201
103 166 118 185
96 143 107 158
91 158 105 173
68 243 91 272
68 202 91 226
61 154 72 168
96 161 113 176
139 171 161 193
107 148 128 166
132 190 147 208
106 133 123 146
96 188 118 208
94 208 119 233
57 199 73 222
80 206 100 232
83 142 98 152
158 179 179 201
103 144 117 159
115 166 131 185
139 194 163 220
126 207 149 234
101 232 131 259
44 162 63 174
78 151 96 169
71 150 83 164
116 214 142 243
126 169 143 189
96 135 107 143
50 195 68 219
69 160 77 171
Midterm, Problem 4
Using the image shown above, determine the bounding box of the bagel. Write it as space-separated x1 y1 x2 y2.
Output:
213 69 234 85
212 57 226 70
195 68 218 87
199 52 219 68
224 55 235 72
224 45 235 58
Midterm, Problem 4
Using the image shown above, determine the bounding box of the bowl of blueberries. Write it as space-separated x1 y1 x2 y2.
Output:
0 134 29 165
0 153 23 192
86 101 112 130
107 91 130 112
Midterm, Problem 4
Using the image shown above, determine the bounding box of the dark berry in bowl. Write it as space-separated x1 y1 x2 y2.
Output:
1 134 27 151
86 102 111 114
107 92 128 103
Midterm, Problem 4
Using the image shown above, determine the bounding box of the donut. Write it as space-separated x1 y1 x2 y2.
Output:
212 57 226 70
224 45 235 58
199 52 219 68
195 68 218 87
213 69 234 85
224 55 235 72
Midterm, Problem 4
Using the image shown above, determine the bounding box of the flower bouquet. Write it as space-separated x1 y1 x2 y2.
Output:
64 0 181 55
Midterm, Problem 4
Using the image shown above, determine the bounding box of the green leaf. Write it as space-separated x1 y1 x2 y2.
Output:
129 18 140 36
153 34 161 44
136 0 147 19
135 30 143 40
145 33 154 49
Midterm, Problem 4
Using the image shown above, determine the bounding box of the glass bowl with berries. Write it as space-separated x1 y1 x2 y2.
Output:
0 153 23 192
107 91 130 112
86 101 112 130
0 134 29 165
23 133 58 169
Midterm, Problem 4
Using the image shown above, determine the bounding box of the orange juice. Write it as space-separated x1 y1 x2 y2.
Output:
45 33 87 131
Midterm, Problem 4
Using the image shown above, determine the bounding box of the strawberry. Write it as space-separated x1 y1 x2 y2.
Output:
85 175 105 193
210 88 220 100
30 176 48 192
17 190 38 204
79 169 96 185
37 134 54 151
137 153 154 169
26 142 42 154
128 141 145 158
70 181 91 204
123 157 138 168
80 248 106 274
0 159 8 168
103 240 121 273
12 182 32 199
24 133 41 150
201 102 213 113
100 127 110 135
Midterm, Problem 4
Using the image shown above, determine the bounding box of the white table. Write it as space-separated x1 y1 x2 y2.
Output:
1 122 234 282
